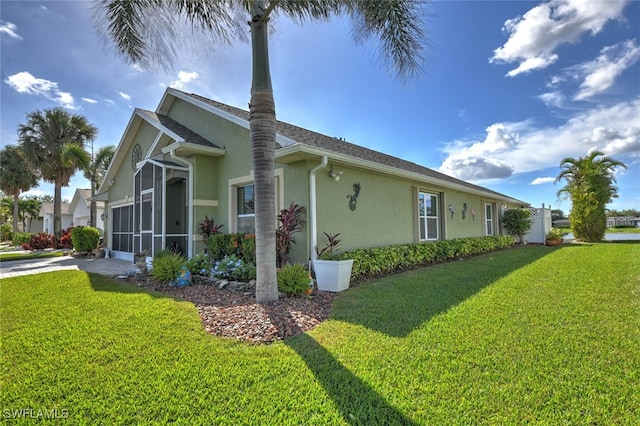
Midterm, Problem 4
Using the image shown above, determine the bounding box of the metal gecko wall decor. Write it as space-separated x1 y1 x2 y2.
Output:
347 182 361 211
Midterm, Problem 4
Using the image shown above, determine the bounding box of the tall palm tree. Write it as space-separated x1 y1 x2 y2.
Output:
18 108 98 238
556 150 626 242
94 0 427 303
84 144 116 227
0 145 39 234
20 198 42 233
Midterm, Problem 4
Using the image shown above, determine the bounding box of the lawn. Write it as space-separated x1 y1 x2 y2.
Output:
0 250 65 262
1 243 638 424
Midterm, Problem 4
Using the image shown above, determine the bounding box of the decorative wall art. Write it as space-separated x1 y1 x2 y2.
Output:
347 182 361 211
448 204 456 219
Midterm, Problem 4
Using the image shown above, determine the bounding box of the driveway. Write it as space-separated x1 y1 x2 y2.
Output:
0 255 138 279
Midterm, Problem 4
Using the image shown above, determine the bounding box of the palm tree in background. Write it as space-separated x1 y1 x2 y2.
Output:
556 150 626 242
94 0 428 303
84 144 116 227
0 145 39 234
19 108 98 238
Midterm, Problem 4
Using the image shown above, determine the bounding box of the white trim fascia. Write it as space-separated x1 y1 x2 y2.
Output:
161 141 225 157
276 144 526 205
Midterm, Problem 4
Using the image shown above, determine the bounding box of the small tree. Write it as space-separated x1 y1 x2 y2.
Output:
502 209 532 244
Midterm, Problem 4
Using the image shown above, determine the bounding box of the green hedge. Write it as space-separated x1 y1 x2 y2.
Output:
341 236 515 283
208 233 256 263
70 226 100 253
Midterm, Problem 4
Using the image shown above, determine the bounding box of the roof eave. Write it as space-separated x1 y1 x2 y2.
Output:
276 144 528 206
162 141 226 157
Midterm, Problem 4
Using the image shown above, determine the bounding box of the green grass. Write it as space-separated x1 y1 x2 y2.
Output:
606 227 640 233
2 244 639 424
0 250 65 262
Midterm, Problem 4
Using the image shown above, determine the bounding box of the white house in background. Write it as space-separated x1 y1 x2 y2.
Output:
40 202 73 234
69 188 105 231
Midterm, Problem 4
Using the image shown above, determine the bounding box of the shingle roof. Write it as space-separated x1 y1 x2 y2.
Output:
40 202 72 215
180 90 527 204
138 109 222 149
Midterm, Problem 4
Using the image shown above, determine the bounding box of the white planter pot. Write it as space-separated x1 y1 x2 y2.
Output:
313 259 354 292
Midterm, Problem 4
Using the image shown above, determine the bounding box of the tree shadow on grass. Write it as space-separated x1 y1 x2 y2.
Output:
332 246 556 338
286 333 416 425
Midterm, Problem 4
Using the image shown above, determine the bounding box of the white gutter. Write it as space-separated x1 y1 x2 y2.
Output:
309 156 328 260
168 149 194 259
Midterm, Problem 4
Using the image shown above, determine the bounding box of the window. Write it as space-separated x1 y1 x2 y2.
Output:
237 184 255 233
111 205 133 252
418 192 439 241
485 203 494 236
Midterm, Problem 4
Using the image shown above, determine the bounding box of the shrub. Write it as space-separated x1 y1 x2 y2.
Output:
546 228 566 240
211 255 256 282
154 249 175 260
502 209 533 244
344 236 515 283
241 234 256 265
12 232 31 247
151 252 186 283
57 227 74 249
1 223 12 242
22 233 55 251
187 252 213 276
71 227 100 253
315 232 342 260
277 263 312 296
208 233 255 264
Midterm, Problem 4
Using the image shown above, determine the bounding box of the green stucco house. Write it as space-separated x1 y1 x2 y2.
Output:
98 88 528 262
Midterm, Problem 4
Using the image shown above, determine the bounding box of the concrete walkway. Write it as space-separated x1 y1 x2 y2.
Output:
0 255 138 279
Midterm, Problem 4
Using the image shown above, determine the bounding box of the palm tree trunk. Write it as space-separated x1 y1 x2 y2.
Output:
90 178 97 228
54 183 62 239
12 194 19 234
250 0 278 303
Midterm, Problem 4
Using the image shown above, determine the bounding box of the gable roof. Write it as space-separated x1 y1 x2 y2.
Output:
171 89 528 206
40 202 72 216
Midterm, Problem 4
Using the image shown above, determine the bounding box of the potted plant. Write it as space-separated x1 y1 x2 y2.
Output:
312 232 353 292
545 228 565 246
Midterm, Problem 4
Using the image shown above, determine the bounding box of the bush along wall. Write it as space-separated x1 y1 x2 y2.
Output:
208 233 256 263
341 235 515 283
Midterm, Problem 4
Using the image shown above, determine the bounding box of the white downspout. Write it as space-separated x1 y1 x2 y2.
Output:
169 149 194 258
309 156 328 261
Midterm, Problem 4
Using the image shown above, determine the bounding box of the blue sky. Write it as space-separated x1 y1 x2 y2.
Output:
1 0 639 215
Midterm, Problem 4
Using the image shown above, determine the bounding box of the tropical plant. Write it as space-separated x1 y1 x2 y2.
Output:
212 255 257 282
198 215 223 246
94 0 428 304
501 209 532 244
545 228 566 241
18 108 97 239
276 203 306 267
315 232 342 260
186 252 214 276
151 251 187 283
556 151 626 242
277 263 312 296
84 144 115 227
0 145 39 234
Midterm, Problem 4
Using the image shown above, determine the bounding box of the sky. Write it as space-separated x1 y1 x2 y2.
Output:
1 0 639 215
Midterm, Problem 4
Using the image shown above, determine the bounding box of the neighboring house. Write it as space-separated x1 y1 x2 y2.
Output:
69 188 105 230
606 217 640 228
40 202 72 234
98 88 529 262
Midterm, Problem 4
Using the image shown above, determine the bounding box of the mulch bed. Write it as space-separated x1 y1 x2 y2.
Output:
122 274 336 344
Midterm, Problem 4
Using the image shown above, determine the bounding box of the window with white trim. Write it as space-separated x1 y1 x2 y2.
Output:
485 203 494 236
418 192 439 241
237 184 255 233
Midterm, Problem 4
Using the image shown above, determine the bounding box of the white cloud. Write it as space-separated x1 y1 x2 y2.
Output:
119 91 131 100
4 71 76 109
130 63 144 72
0 21 22 39
169 70 200 90
439 99 640 181
574 40 640 100
538 91 565 108
82 97 98 104
531 177 556 185
490 0 628 77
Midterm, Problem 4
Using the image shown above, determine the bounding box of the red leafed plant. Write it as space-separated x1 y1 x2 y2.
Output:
198 215 223 246
276 203 306 267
